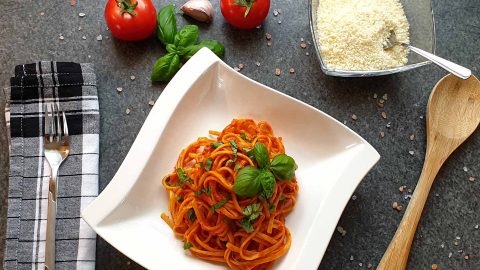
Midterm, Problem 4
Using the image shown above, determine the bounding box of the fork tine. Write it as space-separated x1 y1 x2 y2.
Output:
62 111 68 136
55 104 62 141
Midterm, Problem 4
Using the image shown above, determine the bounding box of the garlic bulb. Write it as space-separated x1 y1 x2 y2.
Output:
180 0 213 23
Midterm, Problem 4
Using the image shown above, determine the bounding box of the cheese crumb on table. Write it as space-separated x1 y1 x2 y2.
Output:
316 0 410 70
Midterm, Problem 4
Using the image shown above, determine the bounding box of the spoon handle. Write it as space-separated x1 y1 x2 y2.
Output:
377 156 443 270
408 45 471 80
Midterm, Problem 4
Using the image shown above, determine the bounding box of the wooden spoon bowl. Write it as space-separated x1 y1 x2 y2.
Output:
377 74 480 270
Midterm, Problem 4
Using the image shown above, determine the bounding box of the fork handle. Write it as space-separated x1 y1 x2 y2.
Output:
45 174 58 270
408 45 471 80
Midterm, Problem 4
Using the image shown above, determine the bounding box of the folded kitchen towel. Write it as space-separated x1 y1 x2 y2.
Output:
3 61 99 270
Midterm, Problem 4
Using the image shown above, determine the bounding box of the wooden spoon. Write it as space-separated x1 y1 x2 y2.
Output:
377 74 480 270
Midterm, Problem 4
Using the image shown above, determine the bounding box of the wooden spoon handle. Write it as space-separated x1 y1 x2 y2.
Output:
377 157 442 270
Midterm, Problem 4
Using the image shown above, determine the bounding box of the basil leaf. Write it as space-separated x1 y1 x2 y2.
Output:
279 195 286 202
151 53 180 82
253 142 270 169
166 44 179 54
176 168 193 184
234 164 241 171
258 170 275 199
184 39 225 60
176 168 187 182
270 154 296 181
269 204 276 213
156 4 177 45
211 195 230 211
233 166 261 197
242 203 260 216
240 132 250 142
174 25 199 48
205 157 213 171
239 218 254 233
243 203 262 222
187 208 196 222
194 186 211 196
230 140 238 162
183 242 193 250
225 159 234 166
175 195 184 202
211 142 223 149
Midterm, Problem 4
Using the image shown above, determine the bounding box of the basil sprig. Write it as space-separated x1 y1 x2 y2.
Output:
151 5 225 82
233 142 296 198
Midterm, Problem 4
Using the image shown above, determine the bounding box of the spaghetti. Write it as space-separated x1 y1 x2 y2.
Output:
161 119 299 270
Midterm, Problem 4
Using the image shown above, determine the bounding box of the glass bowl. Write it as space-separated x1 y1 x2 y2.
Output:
309 0 436 77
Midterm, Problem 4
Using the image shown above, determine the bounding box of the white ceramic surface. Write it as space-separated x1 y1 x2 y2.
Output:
82 48 380 270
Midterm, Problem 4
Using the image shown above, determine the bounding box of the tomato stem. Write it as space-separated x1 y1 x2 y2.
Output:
234 0 255 18
115 0 138 16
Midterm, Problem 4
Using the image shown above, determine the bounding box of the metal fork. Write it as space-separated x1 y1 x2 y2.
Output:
43 104 70 270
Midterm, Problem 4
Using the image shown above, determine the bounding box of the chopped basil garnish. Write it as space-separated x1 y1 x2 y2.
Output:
239 218 254 233
240 132 250 142
211 195 231 212
205 157 213 171
175 195 184 202
187 208 196 222
242 203 262 221
229 140 238 162
176 168 193 184
279 195 286 202
194 186 211 196
183 242 193 250
234 164 241 171
211 141 223 149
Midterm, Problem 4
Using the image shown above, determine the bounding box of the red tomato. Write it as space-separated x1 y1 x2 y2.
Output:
220 0 270 29
105 0 157 41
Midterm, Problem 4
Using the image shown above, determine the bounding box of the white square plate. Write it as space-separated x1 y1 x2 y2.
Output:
82 48 380 270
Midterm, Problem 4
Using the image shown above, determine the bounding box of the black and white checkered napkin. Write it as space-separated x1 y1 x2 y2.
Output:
3 62 99 270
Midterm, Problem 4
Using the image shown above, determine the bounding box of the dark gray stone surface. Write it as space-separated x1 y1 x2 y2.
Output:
1 0 479 269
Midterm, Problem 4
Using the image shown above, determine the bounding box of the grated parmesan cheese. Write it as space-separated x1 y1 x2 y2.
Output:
316 0 410 70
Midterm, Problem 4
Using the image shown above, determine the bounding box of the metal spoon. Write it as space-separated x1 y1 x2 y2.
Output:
377 74 480 270
384 31 471 80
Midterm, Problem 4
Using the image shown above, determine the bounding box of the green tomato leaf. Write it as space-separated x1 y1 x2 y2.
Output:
233 166 261 197
253 142 270 169
174 25 199 48
151 53 180 82
258 170 275 199
183 39 226 60
156 4 177 45
270 154 296 181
